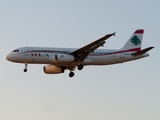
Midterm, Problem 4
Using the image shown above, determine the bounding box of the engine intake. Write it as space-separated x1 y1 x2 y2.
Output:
43 65 64 74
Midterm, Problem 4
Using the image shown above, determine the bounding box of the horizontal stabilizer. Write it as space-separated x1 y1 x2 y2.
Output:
132 47 154 56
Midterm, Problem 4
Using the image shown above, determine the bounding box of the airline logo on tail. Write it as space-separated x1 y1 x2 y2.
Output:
130 35 141 45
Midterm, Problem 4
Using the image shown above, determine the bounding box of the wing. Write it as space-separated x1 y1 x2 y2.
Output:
71 32 116 62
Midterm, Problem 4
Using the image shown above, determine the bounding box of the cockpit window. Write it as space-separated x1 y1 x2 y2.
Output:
12 49 19 52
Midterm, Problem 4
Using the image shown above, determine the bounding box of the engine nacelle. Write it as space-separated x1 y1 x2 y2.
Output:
43 65 64 74
49 54 75 62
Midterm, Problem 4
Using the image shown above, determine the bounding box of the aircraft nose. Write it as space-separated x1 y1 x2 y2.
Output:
4 54 12 61
4 54 9 60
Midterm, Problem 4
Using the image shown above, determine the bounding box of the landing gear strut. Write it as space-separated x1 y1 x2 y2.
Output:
23 63 28 72
69 71 75 77
78 64 83 70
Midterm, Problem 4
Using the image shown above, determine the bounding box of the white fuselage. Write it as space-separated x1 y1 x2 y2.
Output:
4 29 153 77
5 47 149 67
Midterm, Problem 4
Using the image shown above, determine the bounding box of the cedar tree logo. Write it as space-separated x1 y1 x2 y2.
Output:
130 35 141 45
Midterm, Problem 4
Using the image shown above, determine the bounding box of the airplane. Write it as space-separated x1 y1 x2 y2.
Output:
5 29 154 77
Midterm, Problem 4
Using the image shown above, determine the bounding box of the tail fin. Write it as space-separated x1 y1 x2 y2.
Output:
121 29 144 51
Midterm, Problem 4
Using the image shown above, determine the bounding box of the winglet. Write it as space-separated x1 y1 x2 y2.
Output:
132 46 154 56
112 32 116 36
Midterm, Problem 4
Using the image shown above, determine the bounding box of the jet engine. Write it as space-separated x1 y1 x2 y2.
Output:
43 65 64 74
49 54 75 62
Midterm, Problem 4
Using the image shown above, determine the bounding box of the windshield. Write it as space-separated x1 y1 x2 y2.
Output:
12 49 19 52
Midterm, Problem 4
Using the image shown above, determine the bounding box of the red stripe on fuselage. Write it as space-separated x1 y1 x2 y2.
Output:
113 48 140 54
89 48 140 56
20 48 141 57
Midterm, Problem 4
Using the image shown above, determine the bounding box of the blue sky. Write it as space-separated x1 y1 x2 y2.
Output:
0 0 159 120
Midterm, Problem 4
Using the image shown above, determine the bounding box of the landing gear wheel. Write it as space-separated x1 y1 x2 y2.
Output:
24 68 27 72
69 72 75 77
78 64 83 70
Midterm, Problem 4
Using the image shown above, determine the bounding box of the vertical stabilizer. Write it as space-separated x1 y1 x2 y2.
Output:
121 29 144 51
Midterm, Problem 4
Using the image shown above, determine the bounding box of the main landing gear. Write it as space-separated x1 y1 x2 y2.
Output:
23 63 28 72
69 71 75 77
78 64 83 70
68 64 84 78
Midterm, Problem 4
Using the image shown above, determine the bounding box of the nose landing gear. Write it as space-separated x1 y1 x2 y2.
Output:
23 63 28 72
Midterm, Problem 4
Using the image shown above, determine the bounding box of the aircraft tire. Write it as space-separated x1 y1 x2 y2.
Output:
69 72 74 77
24 68 27 72
78 64 83 70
